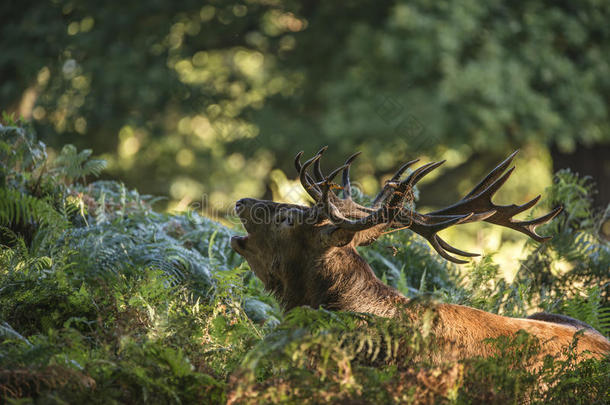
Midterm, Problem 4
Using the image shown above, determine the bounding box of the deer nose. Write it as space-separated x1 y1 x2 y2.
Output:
235 198 251 215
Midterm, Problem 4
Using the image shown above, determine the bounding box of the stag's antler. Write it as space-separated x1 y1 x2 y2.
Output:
391 151 563 262
295 148 563 263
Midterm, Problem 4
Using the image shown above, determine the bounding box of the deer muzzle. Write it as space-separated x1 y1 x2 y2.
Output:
230 234 249 254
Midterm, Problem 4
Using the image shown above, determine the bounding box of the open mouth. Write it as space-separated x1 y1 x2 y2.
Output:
230 235 249 254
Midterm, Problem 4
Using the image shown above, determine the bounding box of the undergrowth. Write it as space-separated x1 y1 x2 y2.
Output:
0 120 608 404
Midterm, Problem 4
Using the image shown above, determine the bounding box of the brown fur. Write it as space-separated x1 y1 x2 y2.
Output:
231 198 610 363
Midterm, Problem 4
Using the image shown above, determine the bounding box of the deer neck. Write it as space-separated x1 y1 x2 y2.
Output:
312 246 408 317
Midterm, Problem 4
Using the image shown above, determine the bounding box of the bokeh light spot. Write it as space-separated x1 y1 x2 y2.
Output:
176 149 195 167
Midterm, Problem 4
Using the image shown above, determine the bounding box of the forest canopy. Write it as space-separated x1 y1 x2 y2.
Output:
2 0 609 212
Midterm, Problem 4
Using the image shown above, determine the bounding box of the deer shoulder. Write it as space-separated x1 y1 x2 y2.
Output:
231 148 610 362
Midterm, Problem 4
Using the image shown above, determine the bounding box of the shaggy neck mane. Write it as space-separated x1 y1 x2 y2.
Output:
310 246 407 317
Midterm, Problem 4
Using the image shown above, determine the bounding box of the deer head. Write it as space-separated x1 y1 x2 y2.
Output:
231 147 563 314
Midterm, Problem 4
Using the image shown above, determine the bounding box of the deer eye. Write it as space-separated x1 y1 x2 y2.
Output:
276 213 293 226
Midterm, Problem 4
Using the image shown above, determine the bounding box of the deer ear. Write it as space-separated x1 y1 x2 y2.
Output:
322 225 355 247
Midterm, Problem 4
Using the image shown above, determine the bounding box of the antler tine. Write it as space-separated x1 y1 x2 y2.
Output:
429 236 470 264
298 152 324 200
317 160 404 232
386 160 445 209
294 150 303 171
394 210 494 263
319 160 446 234
426 152 562 241
342 151 361 199
392 152 562 261
463 150 519 200
294 151 305 173
410 160 445 184
427 166 515 216
393 159 421 180
313 146 329 182
487 205 563 242
407 215 475 264
319 195 393 232
436 236 480 258
372 159 420 207
295 151 321 199
428 233 494 264
323 163 350 186
295 148 562 263
295 147 335 201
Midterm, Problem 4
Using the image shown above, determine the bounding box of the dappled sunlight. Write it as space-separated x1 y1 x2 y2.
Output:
1 0 609 399
269 169 313 205
9 0 603 224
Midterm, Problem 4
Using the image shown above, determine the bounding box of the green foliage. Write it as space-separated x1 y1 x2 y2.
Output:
2 1 608 208
231 307 445 404
0 125 608 403
561 286 610 337
461 331 610 404
518 169 610 308
53 144 107 183
0 188 68 231
361 226 456 295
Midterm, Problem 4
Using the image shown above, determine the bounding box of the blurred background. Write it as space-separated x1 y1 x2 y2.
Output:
2 0 609 273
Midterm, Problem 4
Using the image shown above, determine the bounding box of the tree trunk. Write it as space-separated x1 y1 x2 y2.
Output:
550 142 610 209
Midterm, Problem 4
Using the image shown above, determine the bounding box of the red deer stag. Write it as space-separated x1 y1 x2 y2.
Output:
231 148 610 361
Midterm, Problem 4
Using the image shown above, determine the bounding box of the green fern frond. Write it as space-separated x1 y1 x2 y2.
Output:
562 286 610 337
52 144 107 182
0 321 32 345
0 188 69 230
